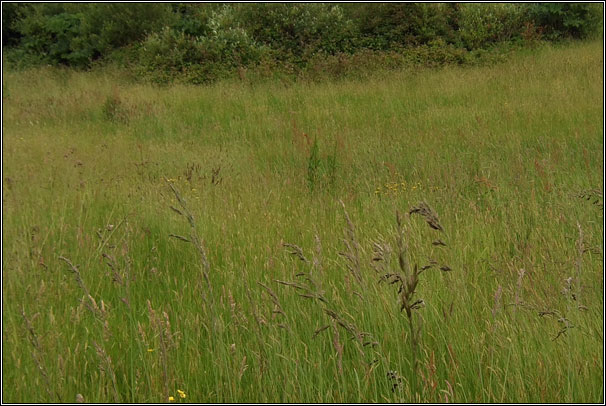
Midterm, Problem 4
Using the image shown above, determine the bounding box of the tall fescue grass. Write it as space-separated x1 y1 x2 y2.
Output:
2 40 603 403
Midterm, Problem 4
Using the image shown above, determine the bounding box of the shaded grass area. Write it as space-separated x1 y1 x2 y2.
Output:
2 40 603 403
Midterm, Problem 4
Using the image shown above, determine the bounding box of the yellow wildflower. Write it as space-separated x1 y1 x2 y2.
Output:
168 396 175 402
177 389 186 399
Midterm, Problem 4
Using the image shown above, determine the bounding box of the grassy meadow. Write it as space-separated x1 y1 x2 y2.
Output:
2 40 604 403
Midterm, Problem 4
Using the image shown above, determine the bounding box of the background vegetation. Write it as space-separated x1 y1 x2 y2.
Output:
2 3 603 83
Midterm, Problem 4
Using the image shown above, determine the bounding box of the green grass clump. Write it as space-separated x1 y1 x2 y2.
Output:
2 40 603 403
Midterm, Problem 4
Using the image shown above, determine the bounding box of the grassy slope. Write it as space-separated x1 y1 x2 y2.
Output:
2 40 603 403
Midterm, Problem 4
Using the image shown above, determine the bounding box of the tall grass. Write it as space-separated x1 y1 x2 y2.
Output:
2 40 603 403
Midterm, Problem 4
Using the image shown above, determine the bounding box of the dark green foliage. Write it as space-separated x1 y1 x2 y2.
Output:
170 3 219 37
8 3 174 67
343 3 458 49
14 4 89 66
2 3 602 80
529 3 603 40
78 4 175 53
2 3 28 47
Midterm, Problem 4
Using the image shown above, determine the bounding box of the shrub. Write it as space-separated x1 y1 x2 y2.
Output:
458 3 529 49
15 6 90 66
2 3 28 47
169 3 217 37
4 2 602 81
137 7 266 84
235 4 357 64
529 3 603 40
343 3 459 50
10 3 174 67
136 28 210 85
79 4 175 54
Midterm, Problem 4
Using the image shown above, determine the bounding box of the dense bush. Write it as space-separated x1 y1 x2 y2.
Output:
2 3 602 81
6 3 174 67
137 7 265 84
342 3 460 49
529 3 603 40
79 4 176 53
234 3 357 64
2 3 27 47
457 3 529 49
169 3 219 38
11 4 89 66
